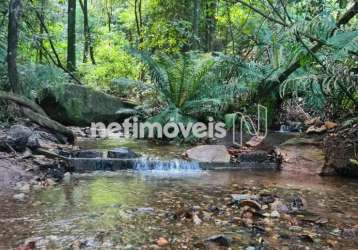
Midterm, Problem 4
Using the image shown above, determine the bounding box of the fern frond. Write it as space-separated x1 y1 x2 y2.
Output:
288 15 336 40
280 63 358 101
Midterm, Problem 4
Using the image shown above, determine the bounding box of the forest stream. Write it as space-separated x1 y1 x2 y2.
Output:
0 0 357 249
0 134 357 249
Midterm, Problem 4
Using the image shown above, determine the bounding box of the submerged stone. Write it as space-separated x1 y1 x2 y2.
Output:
231 194 258 203
135 207 155 214
204 234 232 247
13 193 26 201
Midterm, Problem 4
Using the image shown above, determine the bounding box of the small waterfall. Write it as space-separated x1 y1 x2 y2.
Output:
279 124 290 133
133 158 201 171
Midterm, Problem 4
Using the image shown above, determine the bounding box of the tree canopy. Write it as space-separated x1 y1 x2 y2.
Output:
0 0 357 126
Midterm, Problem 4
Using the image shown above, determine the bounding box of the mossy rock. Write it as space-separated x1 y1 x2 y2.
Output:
322 129 358 177
38 84 137 126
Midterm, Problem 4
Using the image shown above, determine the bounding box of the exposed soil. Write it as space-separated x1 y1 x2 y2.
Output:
0 153 34 192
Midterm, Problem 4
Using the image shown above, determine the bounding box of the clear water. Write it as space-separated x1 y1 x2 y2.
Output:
1 170 357 249
1 136 357 249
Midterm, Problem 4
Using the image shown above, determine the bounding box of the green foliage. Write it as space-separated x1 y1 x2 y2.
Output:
139 53 220 122
224 113 236 129
79 38 141 93
327 31 358 59
141 19 192 53
0 32 6 63
134 53 260 134
280 60 357 118
2 0 358 127
18 64 70 101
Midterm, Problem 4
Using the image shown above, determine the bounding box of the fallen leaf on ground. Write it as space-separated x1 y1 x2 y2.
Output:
156 237 169 247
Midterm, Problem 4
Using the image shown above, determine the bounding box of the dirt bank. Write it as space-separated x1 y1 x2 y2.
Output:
0 153 34 192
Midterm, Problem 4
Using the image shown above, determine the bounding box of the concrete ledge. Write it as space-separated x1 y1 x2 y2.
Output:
199 162 279 170
69 158 280 173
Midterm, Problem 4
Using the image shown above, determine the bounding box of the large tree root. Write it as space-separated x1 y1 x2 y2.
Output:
22 108 75 144
0 90 75 144
0 90 47 116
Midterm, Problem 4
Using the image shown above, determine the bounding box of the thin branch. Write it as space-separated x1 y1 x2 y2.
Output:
295 32 325 69
265 0 286 24
279 0 293 23
234 0 287 27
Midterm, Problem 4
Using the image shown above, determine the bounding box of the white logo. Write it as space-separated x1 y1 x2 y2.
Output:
89 105 268 145
232 105 268 146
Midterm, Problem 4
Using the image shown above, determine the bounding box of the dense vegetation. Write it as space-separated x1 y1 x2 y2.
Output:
0 0 357 129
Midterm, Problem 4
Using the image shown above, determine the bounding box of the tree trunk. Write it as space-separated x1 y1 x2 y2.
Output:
30 1 83 84
38 19 44 63
81 0 89 63
106 0 112 32
205 0 216 52
79 0 95 64
86 0 95 64
134 0 143 44
192 0 201 49
225 2 235 54
7 0 22 94
89 39 96 65
67 0 76 72
38 0 46 63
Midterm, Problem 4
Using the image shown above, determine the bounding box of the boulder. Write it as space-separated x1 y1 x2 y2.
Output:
321 125 358 177
38 84 137 126
304 117 321 126
110 78 140 96
26 130 60 149
6 125 32 150
107 147 138 159
185 145 230 163
246 136 264 147
306 125 327 134
324 121 338 130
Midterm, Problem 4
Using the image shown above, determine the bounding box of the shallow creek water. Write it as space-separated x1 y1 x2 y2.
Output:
0 135 357 249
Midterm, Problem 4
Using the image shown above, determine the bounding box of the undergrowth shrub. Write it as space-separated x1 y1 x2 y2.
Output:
78 38 141 95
